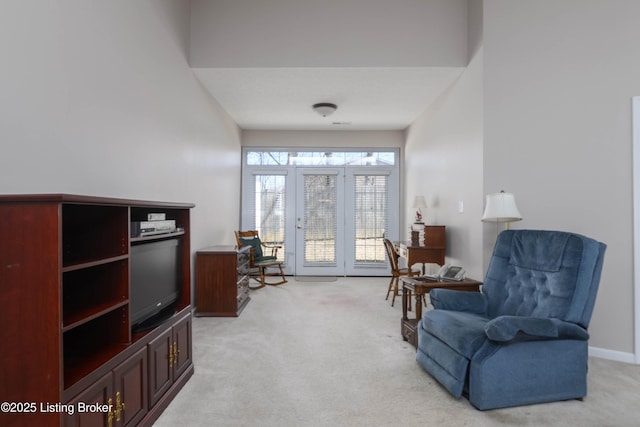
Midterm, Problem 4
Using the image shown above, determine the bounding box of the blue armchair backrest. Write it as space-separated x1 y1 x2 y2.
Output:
482 230 606 328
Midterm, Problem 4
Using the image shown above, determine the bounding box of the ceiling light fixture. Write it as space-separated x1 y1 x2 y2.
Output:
312 103 338 117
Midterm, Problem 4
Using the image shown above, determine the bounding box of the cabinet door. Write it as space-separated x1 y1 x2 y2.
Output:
147 328 173 408
113 347 147 427
64 372 113 427
173 313 192 379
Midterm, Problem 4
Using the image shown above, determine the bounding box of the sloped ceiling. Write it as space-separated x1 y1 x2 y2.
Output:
189 0 469 131
193 67 463 130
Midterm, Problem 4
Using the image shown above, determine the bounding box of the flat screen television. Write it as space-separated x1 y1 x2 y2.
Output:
130 237 182 332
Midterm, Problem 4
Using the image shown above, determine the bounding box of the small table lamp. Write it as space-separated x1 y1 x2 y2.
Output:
481 191 522 229
412 196 427 223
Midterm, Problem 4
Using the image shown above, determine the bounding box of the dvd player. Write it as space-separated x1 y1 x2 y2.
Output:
131 220 176 237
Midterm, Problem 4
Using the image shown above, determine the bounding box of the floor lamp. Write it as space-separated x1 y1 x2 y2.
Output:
481 191 522 230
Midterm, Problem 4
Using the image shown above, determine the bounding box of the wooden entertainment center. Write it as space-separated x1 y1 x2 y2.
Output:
0 194 194 427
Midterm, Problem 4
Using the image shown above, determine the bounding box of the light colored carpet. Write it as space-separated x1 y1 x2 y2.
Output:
154 277 640 427
294 276 338 282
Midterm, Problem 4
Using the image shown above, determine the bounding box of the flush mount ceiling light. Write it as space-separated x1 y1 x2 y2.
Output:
312 103 338 117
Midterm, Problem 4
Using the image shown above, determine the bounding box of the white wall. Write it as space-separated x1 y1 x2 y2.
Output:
484 0 640 358
4 0 635 358
404 48 484 278
242 130 404 148
189 0 468 68
0 1 242 277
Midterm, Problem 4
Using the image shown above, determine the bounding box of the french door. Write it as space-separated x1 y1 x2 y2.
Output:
344 168 395 276
241 150 399 277
295 168 345 276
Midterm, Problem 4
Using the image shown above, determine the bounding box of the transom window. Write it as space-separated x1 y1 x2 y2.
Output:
246 151 396 166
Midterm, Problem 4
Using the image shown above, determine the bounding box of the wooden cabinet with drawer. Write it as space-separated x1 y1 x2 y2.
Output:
195 245 251 317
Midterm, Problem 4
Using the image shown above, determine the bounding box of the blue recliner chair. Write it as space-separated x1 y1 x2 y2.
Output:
416 230 606 410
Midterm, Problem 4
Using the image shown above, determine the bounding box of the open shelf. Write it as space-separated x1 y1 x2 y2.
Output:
63 258 129 329
130 230 185 244
62 204 128 267
62 301 129 333
63 305 130 388
64 342 130 390
61 254 129 273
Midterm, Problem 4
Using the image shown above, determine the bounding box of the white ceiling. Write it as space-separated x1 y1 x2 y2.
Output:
193 67 465 131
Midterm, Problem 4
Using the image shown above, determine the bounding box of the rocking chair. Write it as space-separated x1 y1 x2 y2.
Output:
235 230 287 289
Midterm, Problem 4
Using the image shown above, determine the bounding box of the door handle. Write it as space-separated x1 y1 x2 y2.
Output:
297 224 302 229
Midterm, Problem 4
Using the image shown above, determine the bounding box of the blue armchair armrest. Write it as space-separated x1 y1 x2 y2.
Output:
430 288 488 314
484 316 590 342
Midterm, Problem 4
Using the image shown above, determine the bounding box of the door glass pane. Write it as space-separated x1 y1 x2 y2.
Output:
354 175 387 264
254 175 286 262
304 174 337 265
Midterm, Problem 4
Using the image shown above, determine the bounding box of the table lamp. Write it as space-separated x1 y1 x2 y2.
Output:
412 196 427 223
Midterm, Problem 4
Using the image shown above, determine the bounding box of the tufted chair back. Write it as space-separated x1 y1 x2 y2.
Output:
482 230 606 328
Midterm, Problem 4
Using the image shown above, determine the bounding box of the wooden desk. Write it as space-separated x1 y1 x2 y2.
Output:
395 225 446 273
400 276 482 348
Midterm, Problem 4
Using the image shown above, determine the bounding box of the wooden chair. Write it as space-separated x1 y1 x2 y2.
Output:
383 238 420 307
235 230 287 289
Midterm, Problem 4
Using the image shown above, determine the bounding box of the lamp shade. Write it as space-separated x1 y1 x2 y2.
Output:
412 196 427 209
481 191 522 223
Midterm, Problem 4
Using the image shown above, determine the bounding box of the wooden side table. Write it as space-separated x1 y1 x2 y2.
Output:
401 276 482 348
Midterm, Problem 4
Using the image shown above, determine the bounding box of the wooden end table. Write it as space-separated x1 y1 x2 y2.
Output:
401 276 482 348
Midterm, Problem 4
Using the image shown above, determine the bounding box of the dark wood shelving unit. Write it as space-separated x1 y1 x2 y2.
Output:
0 194 195 427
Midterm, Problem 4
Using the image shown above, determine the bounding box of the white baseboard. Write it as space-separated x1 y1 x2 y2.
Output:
589 346 638 364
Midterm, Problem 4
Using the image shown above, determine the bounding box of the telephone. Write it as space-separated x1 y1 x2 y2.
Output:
435 264 466 281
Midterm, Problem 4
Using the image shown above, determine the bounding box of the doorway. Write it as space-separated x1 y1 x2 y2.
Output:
240 149 399 277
